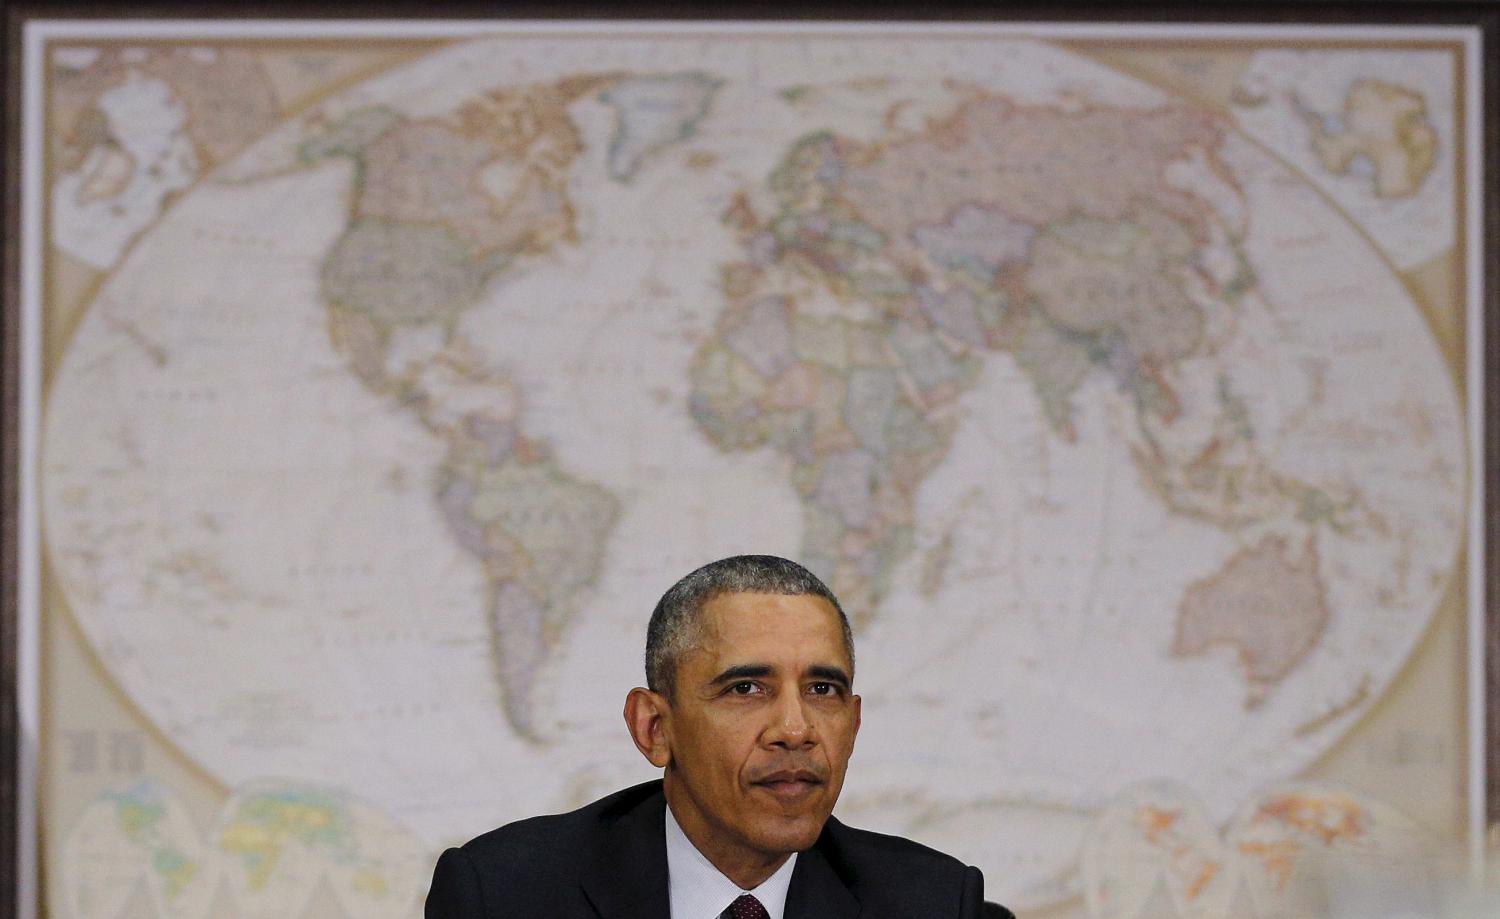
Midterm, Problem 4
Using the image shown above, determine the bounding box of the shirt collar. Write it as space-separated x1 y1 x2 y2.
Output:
664 800 797 919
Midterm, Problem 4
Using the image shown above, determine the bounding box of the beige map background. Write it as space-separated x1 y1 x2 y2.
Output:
29 26 1485 919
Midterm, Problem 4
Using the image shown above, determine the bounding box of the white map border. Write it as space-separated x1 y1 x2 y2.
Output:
16 17 1487 919
1462 21 1487 887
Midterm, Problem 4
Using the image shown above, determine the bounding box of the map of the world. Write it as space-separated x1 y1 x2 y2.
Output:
34 27 1470 918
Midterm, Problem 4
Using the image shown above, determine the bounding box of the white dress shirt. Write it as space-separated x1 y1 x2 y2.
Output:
665 802 797 919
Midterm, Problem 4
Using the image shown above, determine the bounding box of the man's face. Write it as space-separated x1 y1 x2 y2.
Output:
659 592 860 870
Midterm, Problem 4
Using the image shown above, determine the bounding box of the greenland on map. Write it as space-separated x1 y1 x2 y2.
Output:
25 22 1481 919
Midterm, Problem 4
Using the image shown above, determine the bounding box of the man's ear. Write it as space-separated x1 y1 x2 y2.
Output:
623 687 672 768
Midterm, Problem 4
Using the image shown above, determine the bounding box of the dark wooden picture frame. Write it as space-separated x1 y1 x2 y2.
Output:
3 2 1497 915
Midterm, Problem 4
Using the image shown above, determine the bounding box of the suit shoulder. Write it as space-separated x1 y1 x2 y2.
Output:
456 809 579 863
822 816 970 874
456 780 660 864
818 817 987 914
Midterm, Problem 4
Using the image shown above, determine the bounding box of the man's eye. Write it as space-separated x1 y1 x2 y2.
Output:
729 681 759 695
809 682 838 696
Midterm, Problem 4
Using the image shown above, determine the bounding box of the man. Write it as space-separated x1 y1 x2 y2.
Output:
427 555 1009 918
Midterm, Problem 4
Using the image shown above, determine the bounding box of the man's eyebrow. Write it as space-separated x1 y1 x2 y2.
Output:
807 665 852 688
708 664 773 685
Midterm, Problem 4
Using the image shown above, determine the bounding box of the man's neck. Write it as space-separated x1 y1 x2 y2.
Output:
663 781 791 888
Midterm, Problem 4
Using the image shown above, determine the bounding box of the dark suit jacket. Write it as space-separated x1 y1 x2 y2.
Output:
426 780 1011 918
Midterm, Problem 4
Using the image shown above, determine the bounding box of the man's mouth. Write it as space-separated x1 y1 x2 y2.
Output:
752 770 824 801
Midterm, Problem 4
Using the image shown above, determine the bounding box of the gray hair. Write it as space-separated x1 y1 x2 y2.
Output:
645 554 854 698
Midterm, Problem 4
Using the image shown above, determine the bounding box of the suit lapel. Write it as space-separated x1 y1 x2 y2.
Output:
576 781 860 919
579 783 672 918
785 840 860 919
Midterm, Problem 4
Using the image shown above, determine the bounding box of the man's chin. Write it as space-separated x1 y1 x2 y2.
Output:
748 813 828 855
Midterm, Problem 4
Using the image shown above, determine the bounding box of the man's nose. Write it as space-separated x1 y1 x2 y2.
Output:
766 690 814 748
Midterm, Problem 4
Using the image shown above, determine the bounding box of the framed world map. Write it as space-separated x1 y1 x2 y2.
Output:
3 6 1496 919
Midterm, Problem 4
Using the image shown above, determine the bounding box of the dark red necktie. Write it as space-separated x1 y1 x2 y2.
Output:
721 893 770 919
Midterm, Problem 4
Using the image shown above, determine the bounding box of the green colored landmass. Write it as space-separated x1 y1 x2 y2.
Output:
219 789 353 890
108 784 200 902
599 72 723 181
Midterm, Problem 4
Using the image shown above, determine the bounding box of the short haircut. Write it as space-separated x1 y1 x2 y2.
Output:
645 554 855 698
